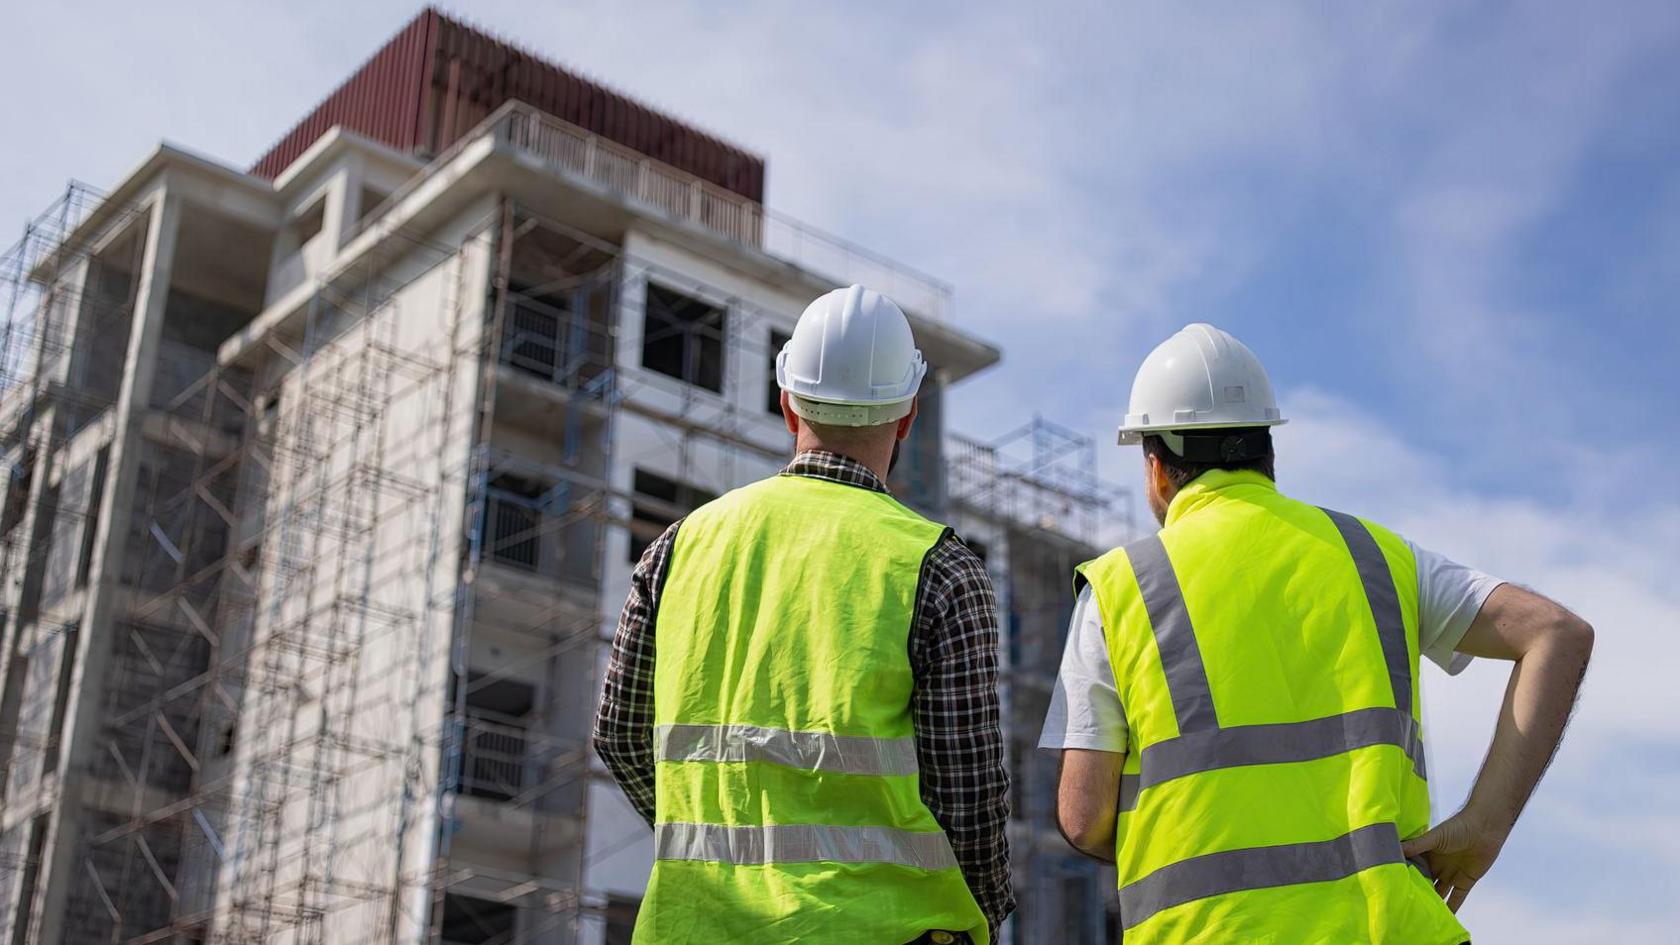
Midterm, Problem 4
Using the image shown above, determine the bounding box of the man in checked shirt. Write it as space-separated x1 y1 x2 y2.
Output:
593 286 1013 944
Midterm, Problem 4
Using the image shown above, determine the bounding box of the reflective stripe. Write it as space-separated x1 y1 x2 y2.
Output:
1116 707 1425 813
1126 535 1218 732
1322 508 1413 716
1118 774 1141 812
654 822 958 871
1120 822 1407 928
655 723 919 777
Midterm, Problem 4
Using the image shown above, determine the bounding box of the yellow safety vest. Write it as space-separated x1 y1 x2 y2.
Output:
636 473 988 944
1077 470 1469 944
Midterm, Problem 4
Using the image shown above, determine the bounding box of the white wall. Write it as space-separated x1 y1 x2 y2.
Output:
213 202 493 945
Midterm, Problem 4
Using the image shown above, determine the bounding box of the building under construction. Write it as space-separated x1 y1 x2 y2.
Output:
0 9 1132 943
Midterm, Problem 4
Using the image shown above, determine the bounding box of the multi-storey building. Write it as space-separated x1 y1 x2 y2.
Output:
0 9 1129 943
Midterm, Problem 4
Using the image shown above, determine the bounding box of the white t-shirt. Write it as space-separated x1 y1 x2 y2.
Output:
1038 541 1505 752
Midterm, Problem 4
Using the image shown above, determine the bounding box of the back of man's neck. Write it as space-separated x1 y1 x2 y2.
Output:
793 441 890 483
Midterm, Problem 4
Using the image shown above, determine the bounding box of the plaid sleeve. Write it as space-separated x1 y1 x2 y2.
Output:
592 520 680 828
912 534 1016 933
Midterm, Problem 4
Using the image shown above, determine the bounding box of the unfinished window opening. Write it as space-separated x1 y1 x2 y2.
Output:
440 892 517 945
43 628 79 767
356 185 391 226
628 468 714 564
604 895 641 945
459 670 536 803
1 454 33 537
641 284 725 393
8 816 49 945
766 328 791 415
17 484 57 623
74 449 109 589
288 198 326 248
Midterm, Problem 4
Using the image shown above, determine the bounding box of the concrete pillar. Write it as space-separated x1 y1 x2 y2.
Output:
28 190 181 945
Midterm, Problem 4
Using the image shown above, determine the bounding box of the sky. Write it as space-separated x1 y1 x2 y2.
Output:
4 1 1678 940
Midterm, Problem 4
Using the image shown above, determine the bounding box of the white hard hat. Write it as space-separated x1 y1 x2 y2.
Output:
776 285 927 427
1116 323 1286 446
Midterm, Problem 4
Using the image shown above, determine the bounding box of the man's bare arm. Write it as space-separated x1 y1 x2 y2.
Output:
1402 583 1594 912
1055 748 1125 862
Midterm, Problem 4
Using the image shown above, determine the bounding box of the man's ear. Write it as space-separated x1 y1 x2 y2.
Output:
895 398 920 441
780 390 800 436
1146 451 1176 496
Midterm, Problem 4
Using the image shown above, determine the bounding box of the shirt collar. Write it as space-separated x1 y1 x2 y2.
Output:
781 449 890 494
1164 468 1278 527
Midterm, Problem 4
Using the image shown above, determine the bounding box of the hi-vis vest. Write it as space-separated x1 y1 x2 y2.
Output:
1077 470 1469 944
636 474 988 945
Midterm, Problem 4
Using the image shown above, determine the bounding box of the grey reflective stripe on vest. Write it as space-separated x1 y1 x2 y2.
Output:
1126 535 1218 732
1116 706 1425 812
656 723 919 777
1118 773 1142 812
654 822 959 871
1321 508 1414 717
1120 822 1410 928
1118 514 1424 815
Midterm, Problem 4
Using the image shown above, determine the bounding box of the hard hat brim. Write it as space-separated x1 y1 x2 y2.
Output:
1116 417 1287 446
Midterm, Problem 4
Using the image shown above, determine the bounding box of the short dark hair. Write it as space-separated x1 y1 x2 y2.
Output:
1141 429 1276 489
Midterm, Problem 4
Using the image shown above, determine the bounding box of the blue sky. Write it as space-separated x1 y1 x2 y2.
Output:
4 2 1678 940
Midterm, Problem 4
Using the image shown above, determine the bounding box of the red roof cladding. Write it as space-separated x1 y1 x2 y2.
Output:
249 8 766 202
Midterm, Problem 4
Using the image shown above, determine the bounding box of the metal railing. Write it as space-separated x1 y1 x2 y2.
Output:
497 292 614 395
485 490 541 571
482 482 599 588
459 714 532 803
494 104 953 322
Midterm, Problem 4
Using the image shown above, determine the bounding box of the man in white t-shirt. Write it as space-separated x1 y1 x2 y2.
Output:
1042 324 1593 943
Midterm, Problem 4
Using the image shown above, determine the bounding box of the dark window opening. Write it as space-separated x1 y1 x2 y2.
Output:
12 816 49 944
1 454 33 536
641 284 725 393
356 186 390 225
628 469 714 564
288 199 325 247
440 893 517 945
75 449 109 588
463 672 537 720
604 895 641 945
766 329 790 415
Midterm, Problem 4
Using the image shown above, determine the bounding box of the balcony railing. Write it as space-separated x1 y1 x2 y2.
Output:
481 483 598 588
460 714 532 803
497 292 614 397
494 103 953 322
485 490 541 571
457 714 585 810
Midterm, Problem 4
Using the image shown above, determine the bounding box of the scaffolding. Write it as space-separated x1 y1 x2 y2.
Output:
0 151 859 943
948 417 1134 943
0 182 151 945
2 152 1133 945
